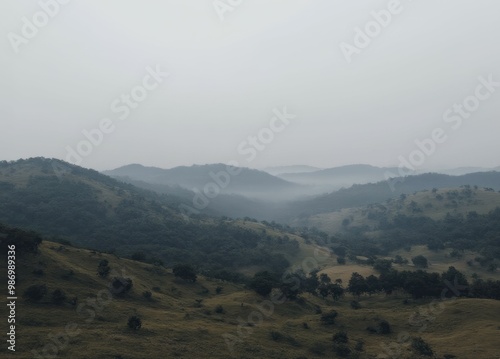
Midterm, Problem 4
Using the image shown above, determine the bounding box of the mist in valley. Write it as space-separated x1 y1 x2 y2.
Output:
2 1 500 358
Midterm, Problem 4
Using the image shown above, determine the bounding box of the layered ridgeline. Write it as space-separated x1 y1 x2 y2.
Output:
0 158 307 277
282 171 500 220
102 162 500 222
103 163 303 201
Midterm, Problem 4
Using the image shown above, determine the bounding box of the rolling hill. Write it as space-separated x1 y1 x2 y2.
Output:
282 171 500 220
103 163 302 201
299 187 500 235
2 231 500 359
0 158 304 276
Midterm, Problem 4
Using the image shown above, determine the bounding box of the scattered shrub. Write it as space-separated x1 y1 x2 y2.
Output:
23 284 47 302
270 331 283 341
127 316 142 331
412 337 433 356
355 339 364 352
142 291 152 300
350 300 361 310
320 310 338 325
332 331 348 344
110 277 133 297
334 343 351 357
378 320 391 334
98 260 111 278
215 305 225 314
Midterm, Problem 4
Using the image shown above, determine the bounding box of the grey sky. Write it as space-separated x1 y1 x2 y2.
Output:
1 0 499 171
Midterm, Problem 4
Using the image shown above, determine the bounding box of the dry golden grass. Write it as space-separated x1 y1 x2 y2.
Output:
1 241 499 359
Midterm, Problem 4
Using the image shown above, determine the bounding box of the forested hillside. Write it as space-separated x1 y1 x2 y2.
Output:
0 158 300 277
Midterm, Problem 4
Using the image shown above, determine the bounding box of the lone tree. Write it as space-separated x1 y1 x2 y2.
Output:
98 259 111 278
347 272 368 297
250 271 278 296
110 277 133 297
412 255 429 268
127 315 142 331
173 264 197 282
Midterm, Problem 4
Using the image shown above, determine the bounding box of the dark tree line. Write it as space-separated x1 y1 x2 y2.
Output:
346 267 500 300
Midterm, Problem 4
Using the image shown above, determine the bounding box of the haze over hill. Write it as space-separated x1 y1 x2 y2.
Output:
103 163 304 201
101 160 500 221
3 0 500 357
263 165 322 176
2 158 500 358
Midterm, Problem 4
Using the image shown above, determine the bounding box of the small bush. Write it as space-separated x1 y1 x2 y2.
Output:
412 255 428 268
302 322 310 329
98 260 111 278
320 310 338 325
332 331 348 344
355 340 364 352
270 331 284 341
216 286 223 294
110 277 133 297
412 337 433 356
23 284 47 302
378 320 391 334
350 300 361 310
51 289 67 305
366 326 377 334
142 291 152 300
334 343 351 357
127 316 142 331
215 305 224 314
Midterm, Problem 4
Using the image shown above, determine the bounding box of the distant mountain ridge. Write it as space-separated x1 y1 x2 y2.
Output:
277 164 403 190
263 165 322 176
103 163 301 201
282 171 500 219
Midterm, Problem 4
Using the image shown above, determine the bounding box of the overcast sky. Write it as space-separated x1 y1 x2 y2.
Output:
1 0 499 171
